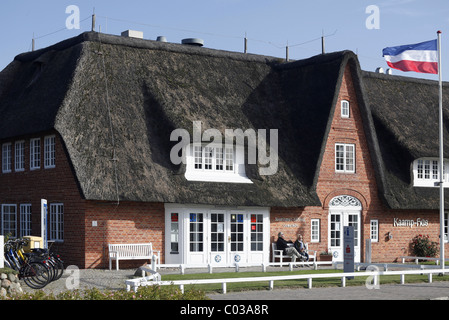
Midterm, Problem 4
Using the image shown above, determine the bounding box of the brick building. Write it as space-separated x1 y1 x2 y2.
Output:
0 31 448 268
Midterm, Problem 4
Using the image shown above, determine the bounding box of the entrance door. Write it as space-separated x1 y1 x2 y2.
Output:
328 195 362 263
165 204 269 266
210 211 247 266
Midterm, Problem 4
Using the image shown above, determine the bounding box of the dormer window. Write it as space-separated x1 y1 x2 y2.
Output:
185 143 252 183
341 100 350 118
413 158 449 187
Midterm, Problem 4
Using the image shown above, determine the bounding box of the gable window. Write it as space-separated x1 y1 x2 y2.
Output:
44 135 56 169
335 143 355 173
30 138 41 170
186 143 251 183
341 100 350 118
413 158 449 187
15 141 25 172
2 143 12 173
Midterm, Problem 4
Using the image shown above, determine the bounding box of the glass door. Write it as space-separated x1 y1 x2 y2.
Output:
329 211 361 262
210 212 227 265
187 212 206 264
229 212 245 264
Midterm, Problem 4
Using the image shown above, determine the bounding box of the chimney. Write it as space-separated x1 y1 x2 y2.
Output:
121 30 144 39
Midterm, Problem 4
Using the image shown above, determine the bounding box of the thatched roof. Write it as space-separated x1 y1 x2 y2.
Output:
362 71 449 209
1 31 447 209
0 32 345 207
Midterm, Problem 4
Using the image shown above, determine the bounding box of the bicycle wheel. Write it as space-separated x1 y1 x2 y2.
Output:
22 261 51 289
50 256 64 281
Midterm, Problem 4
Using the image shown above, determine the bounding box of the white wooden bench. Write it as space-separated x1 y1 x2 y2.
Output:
272 242 316 264
108 243 160 270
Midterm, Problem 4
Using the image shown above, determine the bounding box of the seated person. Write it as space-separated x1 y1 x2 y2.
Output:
294 234 309 262
276 232 303 263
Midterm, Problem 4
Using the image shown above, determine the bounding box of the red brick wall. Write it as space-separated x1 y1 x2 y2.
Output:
84 201 165 269
0 131 86 267
0 131 165 269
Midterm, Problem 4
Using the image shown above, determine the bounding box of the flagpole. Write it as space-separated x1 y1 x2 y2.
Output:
437 30 445 272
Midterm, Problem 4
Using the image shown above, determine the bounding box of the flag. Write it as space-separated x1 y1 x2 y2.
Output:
382 39 438 74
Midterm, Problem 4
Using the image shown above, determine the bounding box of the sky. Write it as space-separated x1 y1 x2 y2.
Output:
1 0 449 80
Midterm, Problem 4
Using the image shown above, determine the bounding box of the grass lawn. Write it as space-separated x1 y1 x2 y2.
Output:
161 268 449 293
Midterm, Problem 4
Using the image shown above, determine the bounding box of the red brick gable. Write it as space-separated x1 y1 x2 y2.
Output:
317 63 381 211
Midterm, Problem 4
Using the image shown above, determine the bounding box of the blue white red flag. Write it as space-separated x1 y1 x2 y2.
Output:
382 39 438 74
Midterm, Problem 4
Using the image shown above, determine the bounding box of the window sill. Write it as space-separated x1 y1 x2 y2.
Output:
185 172 253 184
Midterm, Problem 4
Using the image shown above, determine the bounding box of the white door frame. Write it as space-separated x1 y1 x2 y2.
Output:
328 195 362 263
164 204 270 266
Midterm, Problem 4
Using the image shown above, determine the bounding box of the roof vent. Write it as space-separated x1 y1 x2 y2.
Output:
121 30 144 39
375 67 384 74
386 68 393 75
156 36 167 42
181 38 204 47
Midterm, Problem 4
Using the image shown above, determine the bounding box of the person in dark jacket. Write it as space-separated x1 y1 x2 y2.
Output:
276 232 303 263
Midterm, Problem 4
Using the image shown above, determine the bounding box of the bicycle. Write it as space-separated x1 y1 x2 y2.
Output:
3 238 64 289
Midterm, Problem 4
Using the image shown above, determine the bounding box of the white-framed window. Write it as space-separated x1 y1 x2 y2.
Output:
370 220 379 242
335 143 355 173
49 203 64 241
30 138 41 170
2 204 17 238
2 143 12 173
170 213 179 254
186 143 251 183
250 214 264 251
189 213 203 252
311 219 320 243
44 135 55 169
341 100 350 118
20 204 32 237
413 158 449 187
15 141 25 172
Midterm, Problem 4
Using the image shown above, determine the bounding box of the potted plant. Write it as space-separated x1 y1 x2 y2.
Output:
319 249 333 262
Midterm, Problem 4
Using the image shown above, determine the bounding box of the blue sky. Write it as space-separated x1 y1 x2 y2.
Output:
1 0 449 80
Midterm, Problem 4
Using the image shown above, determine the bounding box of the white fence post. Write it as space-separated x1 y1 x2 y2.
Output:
0 235 4 268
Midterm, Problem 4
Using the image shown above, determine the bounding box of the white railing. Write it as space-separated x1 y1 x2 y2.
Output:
125 265 446 293
152 261 333 274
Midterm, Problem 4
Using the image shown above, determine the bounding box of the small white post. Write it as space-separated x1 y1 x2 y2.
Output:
307 278 312 289
222 282 227 294
269 280 274 290
180 284 184 294
180 264 185 275
151 255 157 271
